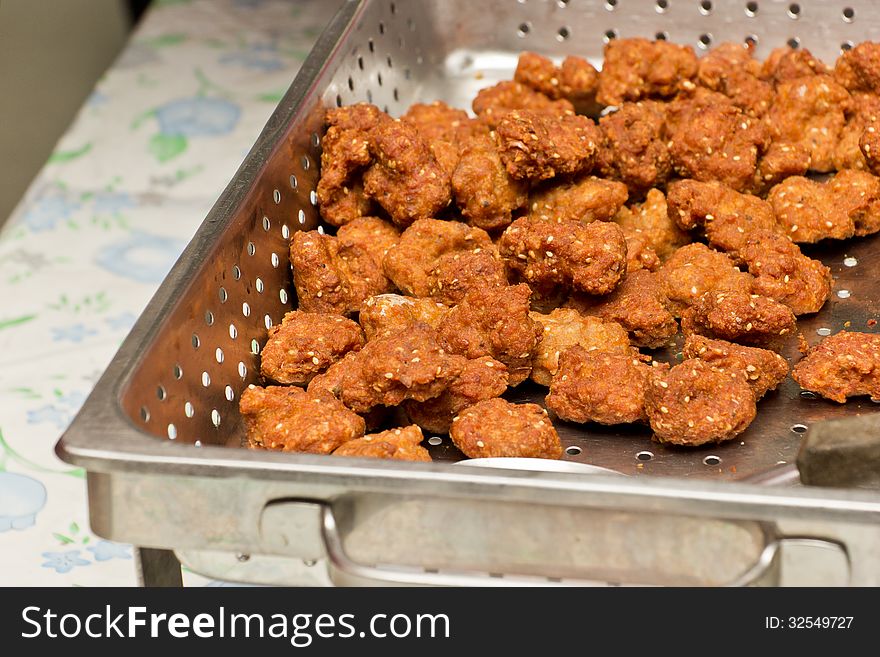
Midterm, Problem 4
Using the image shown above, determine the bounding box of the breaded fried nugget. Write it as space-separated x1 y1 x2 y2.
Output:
260 311 364 385
427 249 508 306
358 294 449 340
499 217 627 295
472 80 575 129
546 345 657 425
450 398 562 459
753 141 811 193
401 101 482 177
680 289 797 346
834 42 880 94
739 230 832 315
597 101 672 195
307 324 465 413
645 359 757 446
526 175 628 224
769 171 880 242
597 38 698 106
362 115 452 227
860 123 880 176
697 42 773 116
683 334 789 399
332 425 431 462
382 218 503 300
240 385 365 453
529 308 631 386
494 110 600 181
569 269 677 349
452 130 528 232
611 189 690 260
658 243 754 316
765 75 851 172
437 284 544 385
291 230 392 315
316 103 382 226
335 216 400 268
834 93 880 170
667 180 779 258
404 356 509 433
514 52 600 115
792 331 880 403
761 47 829 84
666 99 768 192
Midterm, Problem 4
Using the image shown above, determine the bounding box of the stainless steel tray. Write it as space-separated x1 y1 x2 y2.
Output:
58 0 880 586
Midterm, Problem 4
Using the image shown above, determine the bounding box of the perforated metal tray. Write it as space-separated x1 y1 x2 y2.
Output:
57 0 880 586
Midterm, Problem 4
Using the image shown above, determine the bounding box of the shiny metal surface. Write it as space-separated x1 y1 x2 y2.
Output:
57 0 880 586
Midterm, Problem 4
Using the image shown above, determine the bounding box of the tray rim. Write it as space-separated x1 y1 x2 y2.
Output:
55 0 880 522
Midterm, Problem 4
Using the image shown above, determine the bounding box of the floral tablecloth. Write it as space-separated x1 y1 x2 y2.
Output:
0 0 340 586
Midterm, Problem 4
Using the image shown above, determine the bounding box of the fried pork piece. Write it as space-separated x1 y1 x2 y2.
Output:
428 249 508 306
260 311 365 386
240 385 365 453
401 101 482 177
499 217 627 295
437 283 544 386
358 294 449 340
335 216 400 268
597 101 672 196
472 80 575 129
450 398 562 459
622 229 661 273
526 175 628 224
834 93 880 170
861 124 880 176
761 47 830 85
382 218 503 300
546 345 658 425
739 230 832 315
452 130 528 232
681 289 797 346
658 243 754 317
753 141 811 193
683 334 789 399
834 42 880 94
307 324 465 413
291 230 392 315
666 98 768 192
494 110 600 181
514 51 600 115
316 103 382 226
792 331 880 403
667 180 779 258
404 356 509 433
568 269 677 349
332 425 431 462
596 38 698 106
362 115 451 227
528 308 631 386
611 189 690 261
697 42 774 117
773 170 880 240
645 359 757 446
765 75 851 173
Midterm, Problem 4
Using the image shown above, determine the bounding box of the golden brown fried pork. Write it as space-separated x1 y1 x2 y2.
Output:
696 42 773 117
499 217 627 295
450 398 562 459
472 80 575 129
833 93 880 170
645 359 757 446
680 289 797 346
761 47 829 85
611 189 690 261
683 334 789 399
260 311 364 386
834 42 880 95
336 216 400 268
529 308 631 386
358 294 449 340
332 425 431 462
526 175 628 224
241 385 365 453
514 51 600 115
596 38 698 106
792 331 880 403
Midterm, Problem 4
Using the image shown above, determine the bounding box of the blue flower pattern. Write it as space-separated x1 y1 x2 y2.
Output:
88 541 132 562
156 97 241 137
41 550 91 574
